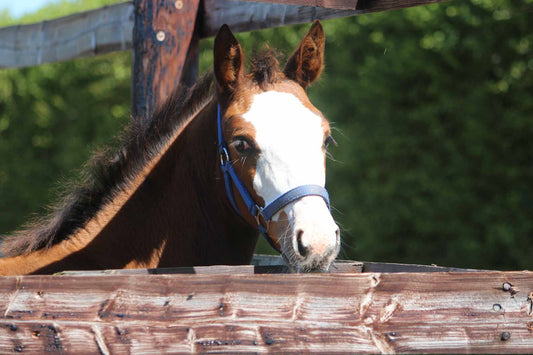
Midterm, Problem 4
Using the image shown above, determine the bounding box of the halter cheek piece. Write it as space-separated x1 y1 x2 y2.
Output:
217 105 330 253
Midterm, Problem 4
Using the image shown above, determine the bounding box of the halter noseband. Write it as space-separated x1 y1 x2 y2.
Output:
217 105 330 252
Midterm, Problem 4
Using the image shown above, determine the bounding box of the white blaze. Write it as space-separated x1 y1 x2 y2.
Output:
242 91 325 208
243 91 339 261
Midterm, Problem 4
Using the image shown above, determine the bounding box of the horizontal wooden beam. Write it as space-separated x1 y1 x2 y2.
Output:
56 261 364 275
230 0 358 10
0 2 133 69
0 0 450 69
0 271 532 353
201 0 450 37
54 255 481 276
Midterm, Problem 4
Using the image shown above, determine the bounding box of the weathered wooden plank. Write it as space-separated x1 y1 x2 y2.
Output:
0 272 532 353
52 255 480 276
200 0 450 37
0 0 451 69
40 254 482 276
233 0 359 10
131 0 200 121
252 254 483 272
362 260 484 273
56 261 363 275
0 2 133 69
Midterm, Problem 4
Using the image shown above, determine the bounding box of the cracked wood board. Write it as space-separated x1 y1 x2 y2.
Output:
0 271 532 353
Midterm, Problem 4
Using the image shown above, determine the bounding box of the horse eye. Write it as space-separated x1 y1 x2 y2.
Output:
233 137 253 154
324 135 336 149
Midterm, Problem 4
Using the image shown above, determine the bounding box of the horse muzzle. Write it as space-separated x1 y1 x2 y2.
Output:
272 195 340 272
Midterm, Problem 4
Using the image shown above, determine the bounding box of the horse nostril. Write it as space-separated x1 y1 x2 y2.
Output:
296 229 309 258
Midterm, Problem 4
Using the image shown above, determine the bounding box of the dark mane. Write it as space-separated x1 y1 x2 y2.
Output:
1 73 215 257
1 49 285 258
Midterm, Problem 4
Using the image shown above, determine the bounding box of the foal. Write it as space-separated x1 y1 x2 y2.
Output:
0 21 340 275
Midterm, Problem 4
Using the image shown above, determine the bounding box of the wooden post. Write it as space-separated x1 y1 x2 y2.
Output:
132 0 200 123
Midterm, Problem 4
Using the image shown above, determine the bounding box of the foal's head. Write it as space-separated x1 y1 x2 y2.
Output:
214 21 340 272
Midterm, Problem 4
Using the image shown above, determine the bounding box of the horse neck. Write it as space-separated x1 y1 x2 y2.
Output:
153 100 259 267
0 99 259 275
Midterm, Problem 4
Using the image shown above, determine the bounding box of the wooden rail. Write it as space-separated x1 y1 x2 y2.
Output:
236 0 359 10
0 2 134 69
1 269 532 353
0 0 450 69
202 0 449 37
54 255 483 275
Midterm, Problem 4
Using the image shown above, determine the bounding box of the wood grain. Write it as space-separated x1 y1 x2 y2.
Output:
1 271 532 353
0 0 451 69
0 2 133 69
131 0 200 121
53 255 480 276
200 0 450 37
56 262 363 275
233 0 359 10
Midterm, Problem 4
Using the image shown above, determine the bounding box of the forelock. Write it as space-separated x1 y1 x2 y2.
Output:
249 48 284 90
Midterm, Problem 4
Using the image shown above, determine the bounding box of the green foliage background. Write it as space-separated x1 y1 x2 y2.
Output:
0 0 531 269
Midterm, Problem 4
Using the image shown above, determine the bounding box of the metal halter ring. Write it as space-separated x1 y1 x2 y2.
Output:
219 146 230 167
255 207 269 234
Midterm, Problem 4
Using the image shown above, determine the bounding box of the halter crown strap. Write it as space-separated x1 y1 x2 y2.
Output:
217 105 330 253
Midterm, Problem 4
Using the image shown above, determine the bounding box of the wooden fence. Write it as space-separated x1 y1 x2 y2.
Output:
1 256 532 353
0 0 450 120
1 0 532 353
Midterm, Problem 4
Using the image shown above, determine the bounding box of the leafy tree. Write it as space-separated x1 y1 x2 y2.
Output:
312 0 532 269
0 0 130 237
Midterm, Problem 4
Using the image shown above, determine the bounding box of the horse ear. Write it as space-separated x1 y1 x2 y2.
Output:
283 20 325 89
214 24 244 95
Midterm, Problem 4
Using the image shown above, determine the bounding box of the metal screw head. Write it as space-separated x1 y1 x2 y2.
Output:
156 31 166 42
501 331 511 341
174 0 183 9
493 304 502 311
503 282 512 291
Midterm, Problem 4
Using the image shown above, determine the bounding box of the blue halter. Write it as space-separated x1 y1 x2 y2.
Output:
217 105 330 252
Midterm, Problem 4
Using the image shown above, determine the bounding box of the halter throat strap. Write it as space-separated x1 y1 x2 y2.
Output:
217 105 330 253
